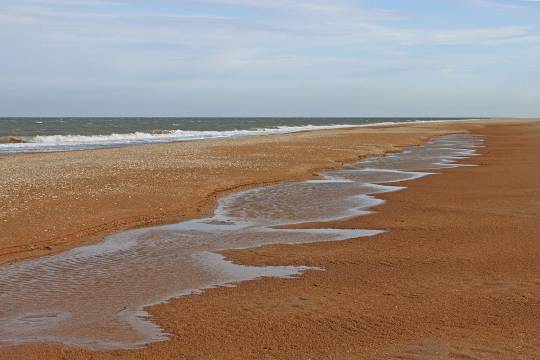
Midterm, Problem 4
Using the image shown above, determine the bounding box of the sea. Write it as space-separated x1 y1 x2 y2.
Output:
0 117 475 154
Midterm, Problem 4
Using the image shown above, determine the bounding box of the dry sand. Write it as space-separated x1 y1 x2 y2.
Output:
1 119 539 359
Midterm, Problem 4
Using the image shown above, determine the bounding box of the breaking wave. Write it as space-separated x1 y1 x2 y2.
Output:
0 125 360 154
0 119 473 154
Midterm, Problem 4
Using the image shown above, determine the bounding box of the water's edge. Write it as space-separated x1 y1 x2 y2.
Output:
0 118 483 154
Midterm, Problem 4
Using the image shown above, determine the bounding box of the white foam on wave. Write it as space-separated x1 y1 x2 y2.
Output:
0 125 358 153
31 126 348 144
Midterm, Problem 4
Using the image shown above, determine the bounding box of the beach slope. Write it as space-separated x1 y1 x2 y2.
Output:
1 120 539 359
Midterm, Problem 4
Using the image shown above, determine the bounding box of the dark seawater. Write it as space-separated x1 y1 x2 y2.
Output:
0 117 475 154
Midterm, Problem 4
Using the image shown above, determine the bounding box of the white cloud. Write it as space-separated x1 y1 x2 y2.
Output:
1 0 539 116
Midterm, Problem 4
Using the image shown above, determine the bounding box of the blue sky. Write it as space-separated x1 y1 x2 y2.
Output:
1 0 539 117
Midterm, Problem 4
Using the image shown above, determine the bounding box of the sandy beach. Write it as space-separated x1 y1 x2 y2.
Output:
0 120 487 265
1 119 539 359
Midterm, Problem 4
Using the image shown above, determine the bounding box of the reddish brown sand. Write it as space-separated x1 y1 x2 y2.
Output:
1 120 539 359
0 121 487 265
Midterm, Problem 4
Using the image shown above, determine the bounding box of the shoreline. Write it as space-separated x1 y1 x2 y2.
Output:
1 119 539 359
0 119 506 266
0 118 488 152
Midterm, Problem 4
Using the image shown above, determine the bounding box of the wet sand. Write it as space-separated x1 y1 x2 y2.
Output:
1 119 539 359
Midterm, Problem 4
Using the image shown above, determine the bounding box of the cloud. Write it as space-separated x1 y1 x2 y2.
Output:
4 0 538 46
1 0 539 116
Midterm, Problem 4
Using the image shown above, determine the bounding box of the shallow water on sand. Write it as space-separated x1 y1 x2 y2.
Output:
0 134 485 349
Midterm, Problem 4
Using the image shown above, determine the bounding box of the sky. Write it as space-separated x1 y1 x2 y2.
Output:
1 0 539 117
